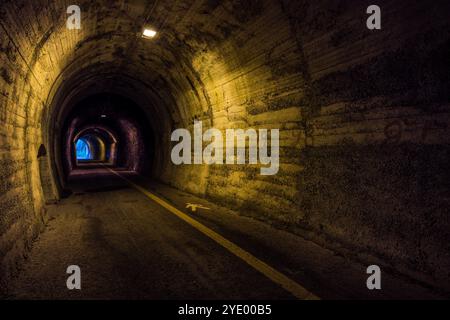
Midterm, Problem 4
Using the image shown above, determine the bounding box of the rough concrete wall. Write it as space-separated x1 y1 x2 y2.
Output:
286 0 450 290
161 0 450 291
0 0 76 290
0 0 158 289
161 0 306 205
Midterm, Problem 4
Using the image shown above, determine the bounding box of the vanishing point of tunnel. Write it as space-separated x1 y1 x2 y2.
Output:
1 0 450 300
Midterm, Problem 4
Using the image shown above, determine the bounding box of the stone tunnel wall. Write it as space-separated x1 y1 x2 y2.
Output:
284 0 450 289
0 0 449 294
0 0 78 291
160 0 450 291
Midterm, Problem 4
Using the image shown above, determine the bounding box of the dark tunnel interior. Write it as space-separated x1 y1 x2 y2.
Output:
1 0 450 301
59 93 156 185
74 132 114 163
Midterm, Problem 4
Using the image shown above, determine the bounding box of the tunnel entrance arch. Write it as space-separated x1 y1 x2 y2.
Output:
37 144 57 204
72 127 118 167
75 137 93 160
43 67 176 198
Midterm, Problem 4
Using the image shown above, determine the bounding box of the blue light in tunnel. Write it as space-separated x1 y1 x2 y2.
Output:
75 138 92 160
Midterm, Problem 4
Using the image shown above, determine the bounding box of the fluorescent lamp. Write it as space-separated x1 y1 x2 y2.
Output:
142 28 157 39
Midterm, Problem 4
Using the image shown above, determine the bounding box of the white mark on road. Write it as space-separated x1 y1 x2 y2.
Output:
108 169 319 300
186 203 210 212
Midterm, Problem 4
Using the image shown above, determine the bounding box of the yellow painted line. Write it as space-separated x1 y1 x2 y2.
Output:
108 169 320 300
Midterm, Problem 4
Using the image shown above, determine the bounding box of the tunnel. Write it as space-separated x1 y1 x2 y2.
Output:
60 93 154 180
1 0 450 300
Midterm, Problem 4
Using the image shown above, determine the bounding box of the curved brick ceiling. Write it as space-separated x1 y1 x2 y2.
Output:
2 0 274 127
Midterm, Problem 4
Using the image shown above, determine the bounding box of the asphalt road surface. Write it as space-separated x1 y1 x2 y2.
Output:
5 170 446 300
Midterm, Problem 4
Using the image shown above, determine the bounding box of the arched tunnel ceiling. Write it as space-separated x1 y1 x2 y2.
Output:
2 0 278 129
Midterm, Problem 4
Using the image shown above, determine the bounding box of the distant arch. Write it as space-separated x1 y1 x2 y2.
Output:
72 127 118 166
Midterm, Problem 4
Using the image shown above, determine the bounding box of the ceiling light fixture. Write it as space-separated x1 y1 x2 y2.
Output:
142 28 157 39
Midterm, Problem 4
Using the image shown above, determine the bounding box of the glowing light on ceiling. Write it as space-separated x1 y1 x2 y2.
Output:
142 28 157 39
